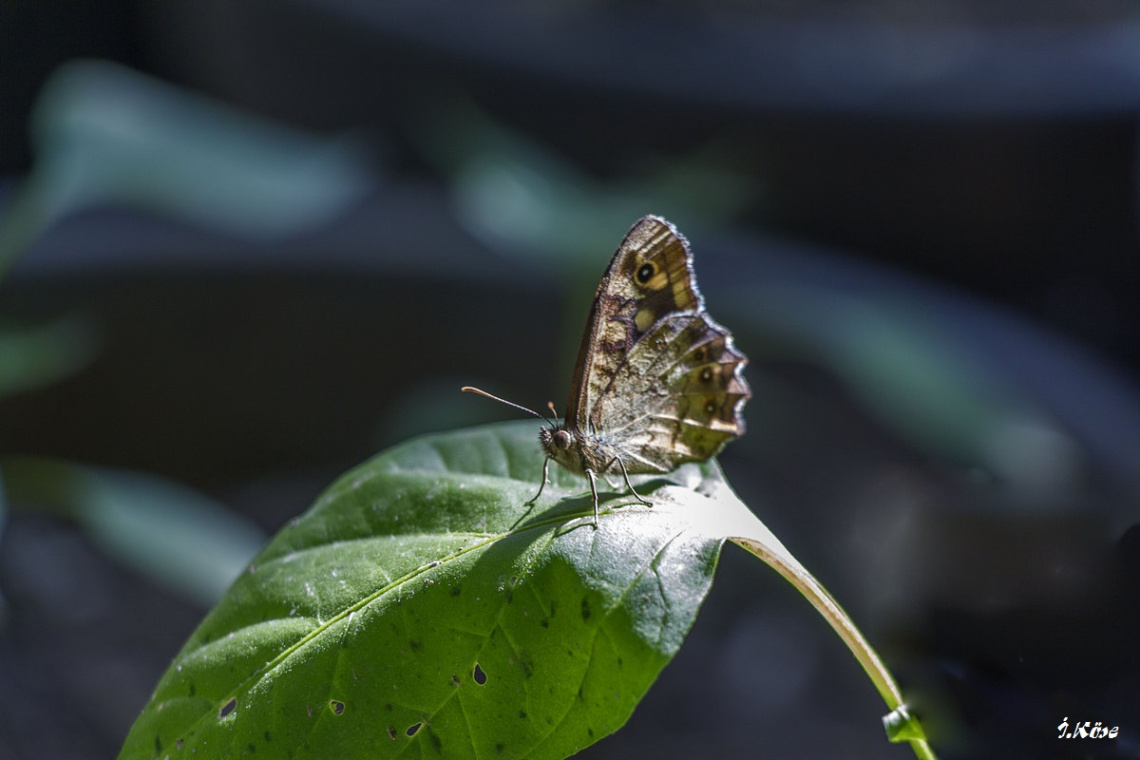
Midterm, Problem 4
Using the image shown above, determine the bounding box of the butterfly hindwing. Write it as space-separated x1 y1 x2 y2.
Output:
594 311 749 472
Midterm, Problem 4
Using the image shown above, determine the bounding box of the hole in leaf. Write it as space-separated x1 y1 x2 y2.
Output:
329 700 345 715
406 722 422 737
218 698 237 719
473 663 487 685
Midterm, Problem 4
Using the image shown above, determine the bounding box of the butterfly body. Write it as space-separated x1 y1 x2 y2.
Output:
536 216 751 518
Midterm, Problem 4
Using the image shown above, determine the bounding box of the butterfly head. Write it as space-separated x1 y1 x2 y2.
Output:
538 424 578 467
462 386 578 468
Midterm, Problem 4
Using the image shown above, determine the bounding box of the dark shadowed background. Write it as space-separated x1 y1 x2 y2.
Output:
2 2 1139 759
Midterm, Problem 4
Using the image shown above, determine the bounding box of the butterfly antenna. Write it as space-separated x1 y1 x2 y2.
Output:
462 386 555 426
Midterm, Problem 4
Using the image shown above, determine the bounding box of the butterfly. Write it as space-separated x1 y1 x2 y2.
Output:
465 215 750 525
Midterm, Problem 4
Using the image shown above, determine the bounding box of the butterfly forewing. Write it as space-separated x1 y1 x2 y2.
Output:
565 217 698 426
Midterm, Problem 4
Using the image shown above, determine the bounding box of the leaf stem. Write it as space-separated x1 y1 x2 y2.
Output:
730 533 938 760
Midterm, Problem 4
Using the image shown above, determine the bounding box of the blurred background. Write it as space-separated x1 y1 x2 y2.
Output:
2 2 1140 758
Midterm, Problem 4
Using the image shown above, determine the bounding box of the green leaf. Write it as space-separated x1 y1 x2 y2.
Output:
1 458 265 607
118 421 748 759
119 421 939 759
0 316 100 397
1 59 374 279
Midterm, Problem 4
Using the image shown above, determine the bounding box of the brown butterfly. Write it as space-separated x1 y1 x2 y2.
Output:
465 215 750 525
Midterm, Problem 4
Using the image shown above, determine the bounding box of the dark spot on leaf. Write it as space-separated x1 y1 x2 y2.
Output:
385 703 393 712
387 727 398 740
427 561 440 568
219 698 237 719
473 663 487 685
406 723 422 737
429 732 442 751
409 640 422 652
581 598 591 621
263 732 271 742
247 743 256 754
154 736 162 754
519 711 527 719
540 619 549 628
577 686 584 701
588 728 595 738
451 674 460 687
521 660 533 678
188 683 196 697
509 576 518 585
329 700 345 715
506 589 513 604
450 586 461 596
496 742 505 753
617 657 623 667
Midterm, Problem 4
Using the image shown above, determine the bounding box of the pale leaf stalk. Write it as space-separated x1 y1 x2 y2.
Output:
672 481 939 760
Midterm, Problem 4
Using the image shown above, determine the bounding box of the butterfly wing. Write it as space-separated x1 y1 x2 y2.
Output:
565 216 750 473
597 310 750 472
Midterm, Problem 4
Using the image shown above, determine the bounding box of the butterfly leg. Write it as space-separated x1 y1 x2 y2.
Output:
526 457 551 505
585 468 600 527
616 458 652 507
